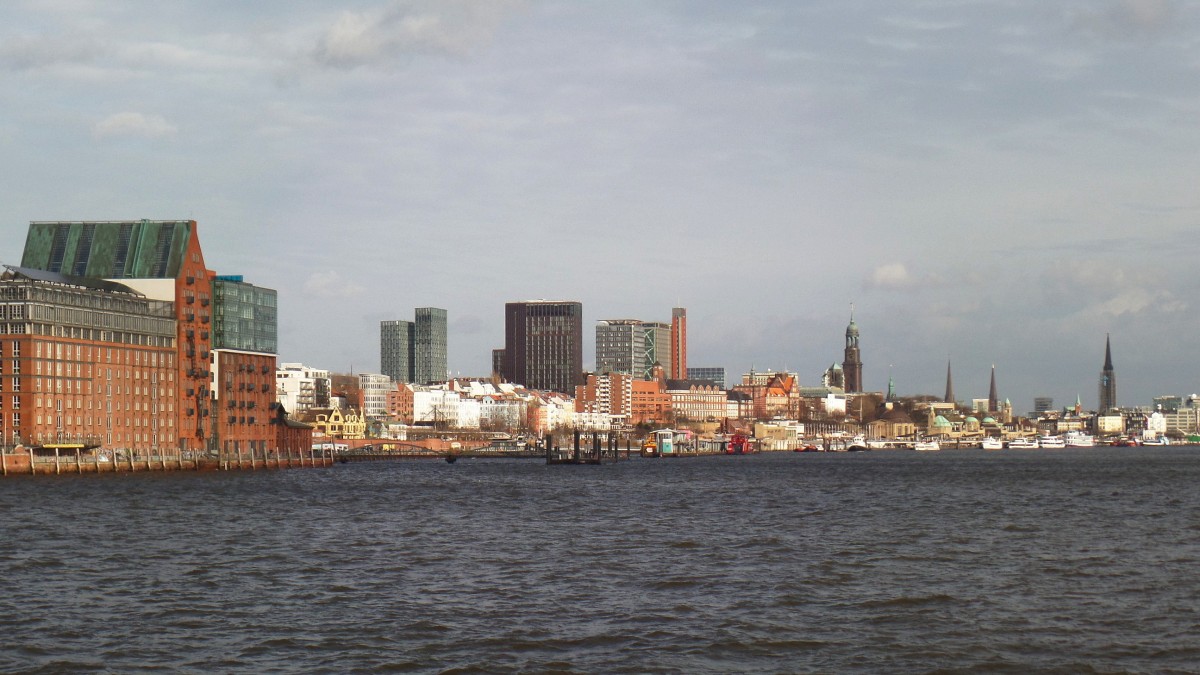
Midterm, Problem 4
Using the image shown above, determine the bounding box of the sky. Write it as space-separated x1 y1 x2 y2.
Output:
1 0 1198 412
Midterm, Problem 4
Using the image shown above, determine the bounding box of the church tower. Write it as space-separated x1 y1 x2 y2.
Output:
987 365 999 413
842 307 863 393
944 360 955 405
1099 334 1117 413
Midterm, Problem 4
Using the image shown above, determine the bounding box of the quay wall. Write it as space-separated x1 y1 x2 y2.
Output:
1 449 334 477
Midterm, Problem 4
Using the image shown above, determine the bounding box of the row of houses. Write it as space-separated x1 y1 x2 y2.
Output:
275 363 864 440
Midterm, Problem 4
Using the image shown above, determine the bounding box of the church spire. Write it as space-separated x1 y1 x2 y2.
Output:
987 364 998 413
944 360 955 404
842 304 862 393
1099 334 1117 412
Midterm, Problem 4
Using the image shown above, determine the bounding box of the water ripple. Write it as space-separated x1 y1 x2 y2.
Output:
2 449 1199 673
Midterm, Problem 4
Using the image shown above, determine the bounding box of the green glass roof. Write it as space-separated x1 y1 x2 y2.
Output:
21 220 194 279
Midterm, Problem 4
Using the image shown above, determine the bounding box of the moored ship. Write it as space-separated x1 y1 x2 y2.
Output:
1064 431 1095 447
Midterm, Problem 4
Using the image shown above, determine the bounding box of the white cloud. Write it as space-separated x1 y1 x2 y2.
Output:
91 112 176 139
303 270 365 299
868 263 915 289
311 0 525 68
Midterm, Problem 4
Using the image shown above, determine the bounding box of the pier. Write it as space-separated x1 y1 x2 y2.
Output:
546 431 626 465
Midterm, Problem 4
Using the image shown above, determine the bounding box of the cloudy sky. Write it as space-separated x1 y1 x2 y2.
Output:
1 0 1198 410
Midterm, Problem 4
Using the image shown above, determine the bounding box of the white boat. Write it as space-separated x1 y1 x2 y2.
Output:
914 440 940 452
1038 435 1066 449
1141 436 1170 446
980 437 1003 450
1064 431 1095 447
1007 437 1038 449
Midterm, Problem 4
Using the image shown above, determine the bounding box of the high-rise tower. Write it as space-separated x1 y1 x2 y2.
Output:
842 308 863 393
413 307 448 384
502 300 583 394
1099 334 1117 413
380 320 414 383
595 319 670 379
381 308 448 385
670 307 687 380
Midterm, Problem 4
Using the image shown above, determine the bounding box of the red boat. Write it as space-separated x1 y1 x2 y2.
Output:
727 434 754 454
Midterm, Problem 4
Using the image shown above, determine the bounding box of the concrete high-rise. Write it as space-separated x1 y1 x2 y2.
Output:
595 319 670 379
670 307 687 380
502 300 583 394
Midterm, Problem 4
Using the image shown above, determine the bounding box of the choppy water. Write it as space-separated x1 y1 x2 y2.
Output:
3 448 1200 674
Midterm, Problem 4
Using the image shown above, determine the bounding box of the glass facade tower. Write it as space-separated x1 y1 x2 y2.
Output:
381 307 447 384
414 307 447 385
212 276 277 353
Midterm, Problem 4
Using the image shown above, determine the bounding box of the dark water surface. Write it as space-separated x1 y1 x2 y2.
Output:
3 449 1200 674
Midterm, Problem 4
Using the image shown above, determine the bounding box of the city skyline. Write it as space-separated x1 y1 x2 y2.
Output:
1 2 1197 408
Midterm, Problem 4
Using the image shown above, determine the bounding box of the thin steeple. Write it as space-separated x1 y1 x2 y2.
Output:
944 360 955 404
987 364 998 413
1099 334 1117 412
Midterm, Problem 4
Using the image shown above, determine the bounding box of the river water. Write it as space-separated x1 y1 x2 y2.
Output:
2 448 1199 674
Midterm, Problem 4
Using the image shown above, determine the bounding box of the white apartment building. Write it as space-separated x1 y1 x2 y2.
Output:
276 363 331 414
359 372 392 420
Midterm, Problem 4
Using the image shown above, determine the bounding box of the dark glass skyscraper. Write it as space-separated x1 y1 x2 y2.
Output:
414 307 447 384
502 300 583 394
381 320 413 383
381 307 448 385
